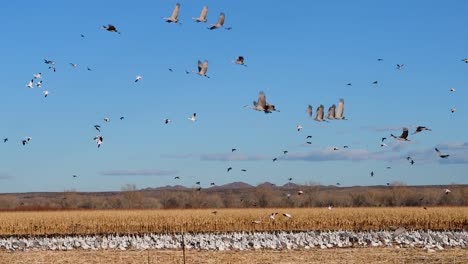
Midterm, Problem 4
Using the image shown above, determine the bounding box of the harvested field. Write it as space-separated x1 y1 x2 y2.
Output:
0 207 466 236
0 248 467 264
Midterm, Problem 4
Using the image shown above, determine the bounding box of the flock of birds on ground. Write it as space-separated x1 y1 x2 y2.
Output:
3 3 464 216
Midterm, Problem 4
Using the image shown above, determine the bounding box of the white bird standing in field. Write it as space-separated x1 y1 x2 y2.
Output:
163 3 181 24
26 79 33 89
445 188 451 194
135 75 142 82
208 12 226 30
188 113 197 122
192 6 208 22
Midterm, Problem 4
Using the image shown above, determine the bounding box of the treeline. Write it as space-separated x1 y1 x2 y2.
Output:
0 184 466 210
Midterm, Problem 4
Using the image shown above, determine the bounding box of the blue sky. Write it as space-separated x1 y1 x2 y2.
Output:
0 1 467 192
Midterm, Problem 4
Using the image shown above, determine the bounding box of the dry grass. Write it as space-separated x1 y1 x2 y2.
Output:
0 207 466 236
0 248 467 264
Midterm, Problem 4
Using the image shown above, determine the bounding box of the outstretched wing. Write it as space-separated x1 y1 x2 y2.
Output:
306 105 313 117
335 99 344 119
171 3 181 20
257 91 267 109
197 60 203 73
217 12 225 26
400 127 409 139
200 6 208 20
435 148 440 153
327 104 336 119
200 60 208 75
315 105 324 121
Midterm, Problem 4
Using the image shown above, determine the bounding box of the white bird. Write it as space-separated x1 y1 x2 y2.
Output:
333 147 339 151
396 64 404 70
445 188 451 194
27 79 34 89
44 59 55 65
104 117 110 122
33 73 42 79
36 80 42 88
164 119 172 124
192 6 208 23
282 213 292 218
462 58 468 63
380 143 388 147
335 99 345 120
328 205 333 210
451 108 456 113
70 63 77 68
208 12 226 30
435 148 450 158
94 135 103 148
297 190 304 195
450 88 456 92
188 113 197 122
297 125 303 131
269 213 278 220
43 90 49 98
135 75 142 82
252 220 261 224
163 3 181 23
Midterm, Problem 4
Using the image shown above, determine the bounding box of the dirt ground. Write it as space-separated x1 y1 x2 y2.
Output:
0 248 466 264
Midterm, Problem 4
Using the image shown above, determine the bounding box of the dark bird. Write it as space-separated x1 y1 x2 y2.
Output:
391 128 410 141
87 67 92 71
120 116 125 120
462 58 468 63
3 138 7 143
306 136 312 139
372 81 378 85
381 137 387 142
336 182 341 186
343 146 349 148
196 181 200 185
241 169 247 172
44 59 55 65
197 187 202 191
234 56 247 66
410 160 415 165
406 156 411 161
347 83 352 86
386 166 392 169
227 167 232 172
288 178 292 181
306 141 312 144
413 126 431 134
306 105 313 118
377 58 383 61
80 34 85 38
174 176 180 179
245 91 279 113
283 150 288 154
371 171 374 177
94 136 103 148
94 125 101 132
102 24 120 34
72 175 77 178
165 119 172 124
231 148 237 152
210 182 215 186
272 158 278 162
435 148 450 158
396 64 404 70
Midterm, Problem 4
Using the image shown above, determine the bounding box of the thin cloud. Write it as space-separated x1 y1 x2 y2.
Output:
0 173 12 180
282 148 396 162
100 169 178 176
161 153 196 159
361 125 406 132
201 153 268 161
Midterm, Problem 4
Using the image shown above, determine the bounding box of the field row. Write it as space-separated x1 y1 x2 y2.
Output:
0 207 466 236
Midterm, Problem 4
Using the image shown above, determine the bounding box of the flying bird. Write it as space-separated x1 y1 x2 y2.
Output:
33 73 42 79
241 169 247 172
231 148 237 152
327 104 336 120
93 136 103 148
80 34 85 38
451 108 456 113
94 125 101 132
450 88 456 92
390 128 410 141
306 136 312 139
306 105 313 118
410 160 415 165
188 113 197 122
72 175 77 178
372 81 378 85
36 80 42 88
102 24 120 34
194 60 209 78
314 105 325 122
462 58 468 63
283 150 288 155
297 125 303 131
3 138 7 143
164 119 172 124
174 176 180 180
370 171 374 177
382 137 387 142
43 90 49 98
396 64 404 70
377 58 383 61
380 143 388 147
163 3 181 24
306 141 312 144
333 147 339 151
135 75 142 82
335 99 345 120
413 126 431 134
245 91 279 113
27 79 33 89
227 167 232 172
210 182 215 186
120 116 124 120
192 6 208 22
272 158 277 162
233 56 247 66
208 12 226 30
435 148 450 158
70 63 77 68
44 59 55 65
104 117 110 123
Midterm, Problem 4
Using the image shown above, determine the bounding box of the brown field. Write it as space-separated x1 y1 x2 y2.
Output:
1 248 467 264
0 207 467 236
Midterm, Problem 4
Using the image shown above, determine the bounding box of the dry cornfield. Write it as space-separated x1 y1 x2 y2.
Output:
0 207 466 236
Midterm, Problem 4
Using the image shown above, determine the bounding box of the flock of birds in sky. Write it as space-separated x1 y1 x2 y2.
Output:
3 3 464 205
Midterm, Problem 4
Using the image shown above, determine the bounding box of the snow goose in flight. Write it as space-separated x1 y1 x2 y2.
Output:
188 113 197 122
135 75 142 82
93 136 103 148
192 6 208 23
33 73 42 79
435 148 449 158
26 79 33 89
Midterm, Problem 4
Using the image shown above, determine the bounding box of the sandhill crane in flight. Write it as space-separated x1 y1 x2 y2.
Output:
314 105 325 122
391 128 410 141
233 56 247 66
335 99 345 120
192 60 209 78
174 176 180 179
245 91 279 113
231 148 237 152
370 171 374 177
327 105 336 120
283 150 288 155
435 148 449 158
413 126 431 134
102 24 120 34
192 6 208 22
208 12 226 30
227 167 232 172
163 3 181 24
306 105 313 118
